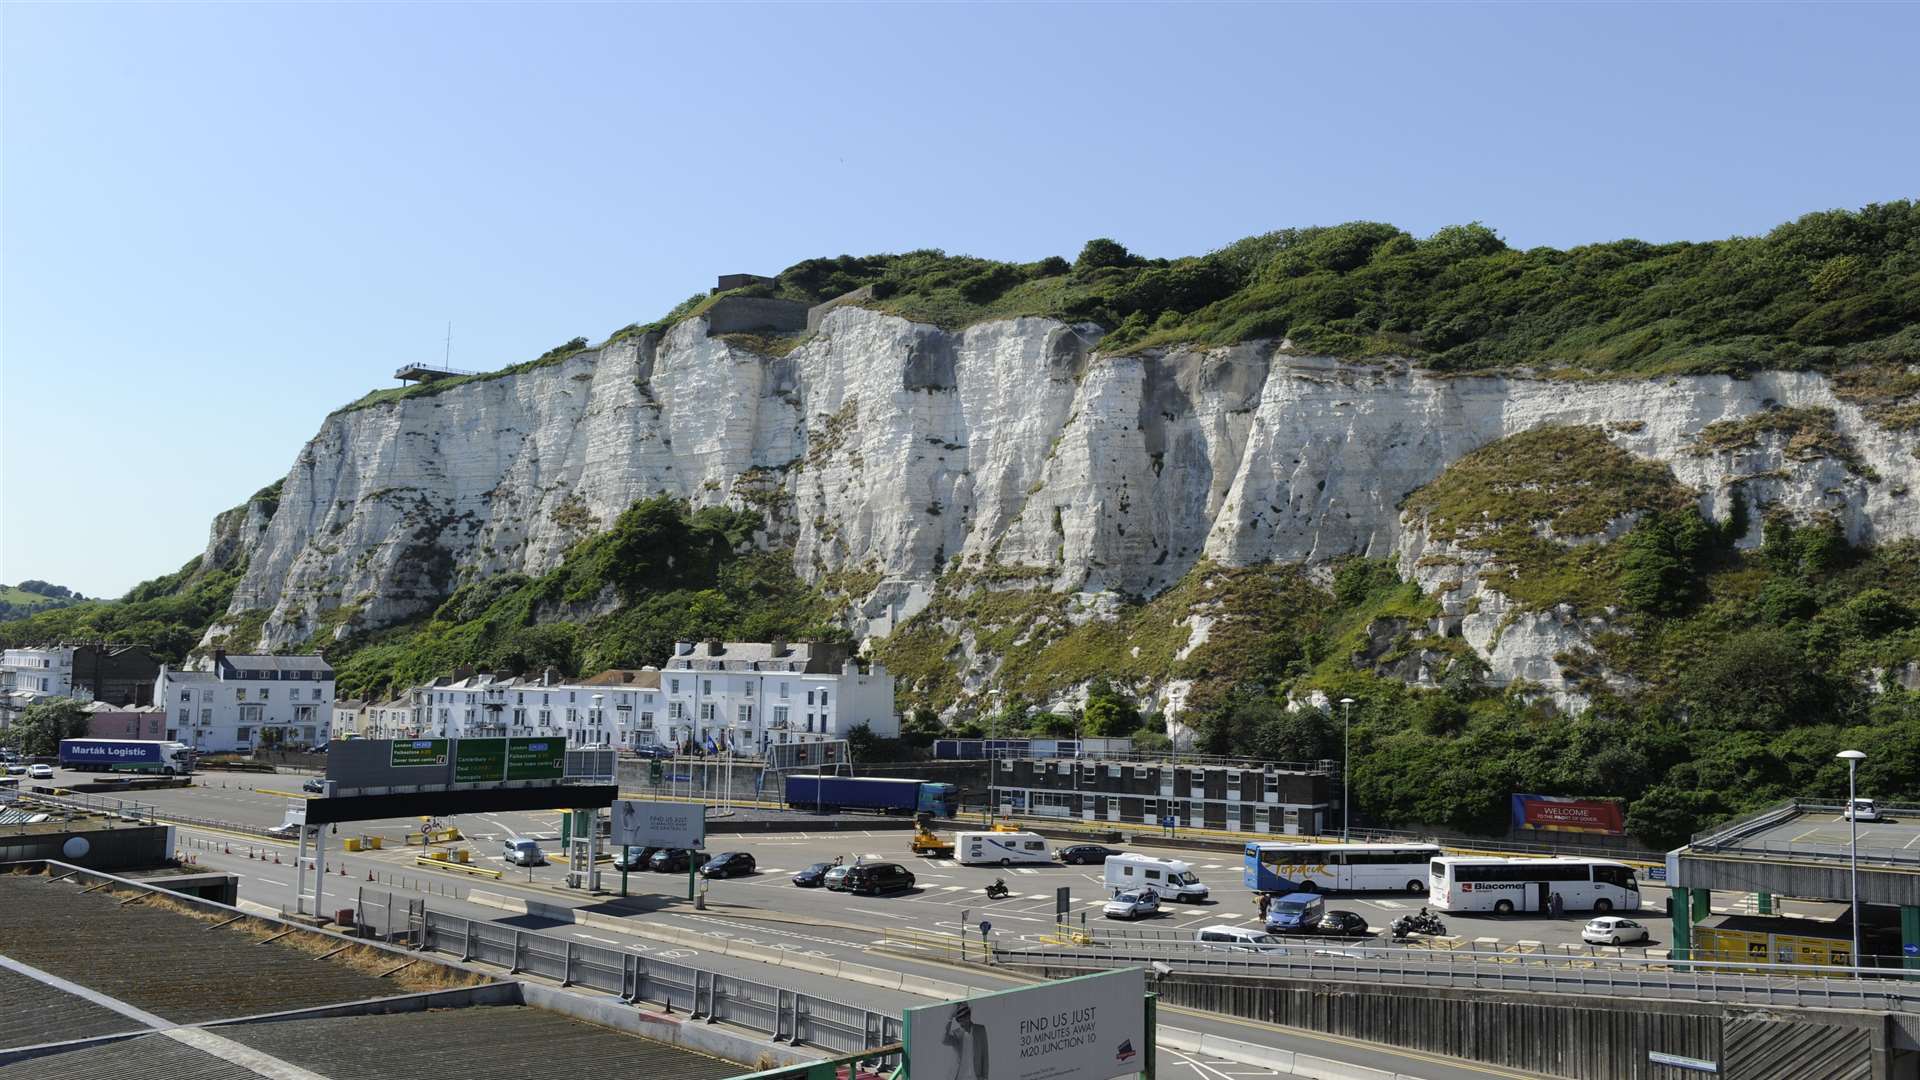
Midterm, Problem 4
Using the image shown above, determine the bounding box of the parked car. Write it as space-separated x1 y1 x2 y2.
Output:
631 745 675 760
3 764 25 776
1265 892 1326 935
26 764 54 780
823 864 853 891
265 821 303 840
648 848 711 874
842 862 916 896
1103 889 1161 920
502 838 547 867
701 852 757 878
792 862 834 887
1195 925 1287 952
301 778 327 794
1318 910 1370 938
1581 917 1651 946
1844 798 1882 822
1057 844 1122 865
612 846 659 871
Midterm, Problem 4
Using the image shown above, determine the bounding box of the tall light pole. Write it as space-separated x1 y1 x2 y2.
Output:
1837 749 1866 975
1339 697 1357 842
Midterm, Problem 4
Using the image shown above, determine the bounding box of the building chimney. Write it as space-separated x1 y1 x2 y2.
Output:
706 640 724 657
771 637 787 658
543 666 557 687
674 641 693 657
212 648 227 668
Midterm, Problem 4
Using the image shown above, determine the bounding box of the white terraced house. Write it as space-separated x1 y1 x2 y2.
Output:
154 649 335 752
404 641 896 756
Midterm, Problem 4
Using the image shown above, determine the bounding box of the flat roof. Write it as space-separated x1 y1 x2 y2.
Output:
0 867 761 1080
1674 802 1920 907
1692 804 1920 867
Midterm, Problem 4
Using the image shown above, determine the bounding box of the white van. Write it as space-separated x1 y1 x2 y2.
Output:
955 831 1052 866
1195 925 1285 952
1104 853 1209 902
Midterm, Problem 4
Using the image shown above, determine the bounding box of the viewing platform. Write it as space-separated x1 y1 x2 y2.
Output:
393 363 477 384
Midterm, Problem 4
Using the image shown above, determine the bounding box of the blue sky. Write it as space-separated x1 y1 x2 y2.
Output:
3 2 1915 598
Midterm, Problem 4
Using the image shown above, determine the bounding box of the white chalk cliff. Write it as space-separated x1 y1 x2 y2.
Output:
204 307 1919 704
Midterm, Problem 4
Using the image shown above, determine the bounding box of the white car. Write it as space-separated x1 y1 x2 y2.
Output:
1103 889 1161 920
26 764 54 780
1844 799 1881 822
1582 917 1651 946
3 764 25 776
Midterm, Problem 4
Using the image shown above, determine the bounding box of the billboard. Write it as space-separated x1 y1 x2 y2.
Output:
1511 794 1625 835
904 968 1146 1080
390 739 450 768
59 740 162 766
611 800 705 850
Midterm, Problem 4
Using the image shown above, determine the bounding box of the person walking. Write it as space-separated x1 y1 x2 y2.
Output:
1549 891 1564 919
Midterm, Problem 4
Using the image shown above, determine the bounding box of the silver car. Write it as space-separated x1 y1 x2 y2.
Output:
502 838 547 867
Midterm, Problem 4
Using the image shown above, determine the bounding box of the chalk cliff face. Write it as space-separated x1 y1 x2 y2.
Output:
207 307 1920 702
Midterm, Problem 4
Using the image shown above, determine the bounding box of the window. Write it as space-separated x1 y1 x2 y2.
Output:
236 727 252 742
539 709 552 726
200 708 212 725
700 703 715 722
702 680 712 696
235 688 247 702
1146 869 1162 881
806 690 815 706
737 704 752 724
179 690 191 703
779 682 788 699
178 708 190 725
773 705 789 727
669 702 684 720
670 678 680 694
261 688 270 700
820 691 829 709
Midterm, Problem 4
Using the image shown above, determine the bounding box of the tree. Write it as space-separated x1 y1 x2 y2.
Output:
1074 238 1136 272
845 721 880 761
11 699 92 758
1083 678 1143 737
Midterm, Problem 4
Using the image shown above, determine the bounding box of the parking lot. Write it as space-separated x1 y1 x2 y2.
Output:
33 766 1854 957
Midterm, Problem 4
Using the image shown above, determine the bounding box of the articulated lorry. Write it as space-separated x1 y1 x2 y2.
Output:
58 739 196 775
783 775 956 817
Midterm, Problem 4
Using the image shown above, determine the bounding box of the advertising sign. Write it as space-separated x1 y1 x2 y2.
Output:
904 968 1146 1080
1510 794 1625 835
507 737 566 781
60 740 161 766
454 739 508 783
610 800 705 850
390 739 450 769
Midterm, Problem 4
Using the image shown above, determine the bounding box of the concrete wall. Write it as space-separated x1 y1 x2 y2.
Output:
1009 964 1904 1080
0 824 173 871
706 297 809 335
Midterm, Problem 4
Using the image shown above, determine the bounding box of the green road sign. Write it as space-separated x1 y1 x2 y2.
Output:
390 739 450 769
649 759 664 785
453 738 507 783
507 737 566 780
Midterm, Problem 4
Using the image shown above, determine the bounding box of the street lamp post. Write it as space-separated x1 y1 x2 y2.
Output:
1339 697 1356 842
1837 749 1866 975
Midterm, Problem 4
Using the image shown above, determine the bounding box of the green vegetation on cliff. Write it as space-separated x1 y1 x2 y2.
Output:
327 497 850 702
330 202 1920 416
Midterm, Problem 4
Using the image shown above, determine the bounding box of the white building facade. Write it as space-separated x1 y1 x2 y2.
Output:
402 642 895 756
1 647 76 697
154 651 335 752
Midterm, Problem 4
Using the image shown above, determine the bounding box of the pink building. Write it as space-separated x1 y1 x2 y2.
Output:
84 704 166 741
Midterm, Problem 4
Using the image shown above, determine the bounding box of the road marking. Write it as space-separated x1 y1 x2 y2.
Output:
1372 900 1409 910
847 907 915 921
941 885 966 892
576 934 620 945
1014 868 1039 875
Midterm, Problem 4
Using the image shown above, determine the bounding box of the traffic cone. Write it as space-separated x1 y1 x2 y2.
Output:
367 869 375 881
273 852 281 864
224 843 231 854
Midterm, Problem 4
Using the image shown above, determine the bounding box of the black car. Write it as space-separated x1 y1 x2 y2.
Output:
631 745 675 759
648 848 711 873
1318 910 1370 938
791 862 833 887
1056 844 1121 865
701 852 757 878
301 778 327 794
842 862 916 896
613 846 660 872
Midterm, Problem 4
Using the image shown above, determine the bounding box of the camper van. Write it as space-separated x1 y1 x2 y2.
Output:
954 831 1052 866
1103 853 1210 902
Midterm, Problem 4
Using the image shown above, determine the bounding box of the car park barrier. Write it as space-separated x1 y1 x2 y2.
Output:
413 855 501 879
385 895 902 1057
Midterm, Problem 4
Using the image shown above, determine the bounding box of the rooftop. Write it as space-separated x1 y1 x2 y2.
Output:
0 867 756 1080
577 668 662 689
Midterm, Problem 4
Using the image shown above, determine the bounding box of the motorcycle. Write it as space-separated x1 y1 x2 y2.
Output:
984 878 1010 900
1390 909 1447 939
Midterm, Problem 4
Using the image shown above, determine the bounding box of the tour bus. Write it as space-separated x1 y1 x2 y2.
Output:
1243 842 1444 894
1429 856 1641 915
954 830 1052 866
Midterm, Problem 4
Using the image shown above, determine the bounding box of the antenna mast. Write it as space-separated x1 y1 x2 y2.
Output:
444 322 452 370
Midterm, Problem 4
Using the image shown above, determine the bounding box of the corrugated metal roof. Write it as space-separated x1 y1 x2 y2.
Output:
0 877 408 1024
0 964 141 1049
0 1033 260 1080
220 1005 742 1080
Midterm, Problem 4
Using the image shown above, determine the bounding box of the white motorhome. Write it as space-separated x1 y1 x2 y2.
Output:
954 831 1052 866
1104 853 1210 902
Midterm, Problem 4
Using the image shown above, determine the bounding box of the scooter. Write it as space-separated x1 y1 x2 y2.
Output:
984 878 1010 900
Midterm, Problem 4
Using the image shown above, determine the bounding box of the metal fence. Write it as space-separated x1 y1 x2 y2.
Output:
996 938 1920 1012
367 892 901 1057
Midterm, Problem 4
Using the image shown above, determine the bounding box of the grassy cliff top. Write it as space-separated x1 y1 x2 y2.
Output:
335 201 1918 415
